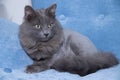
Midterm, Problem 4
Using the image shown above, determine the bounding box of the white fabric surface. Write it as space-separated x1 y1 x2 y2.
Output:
0 0 32 24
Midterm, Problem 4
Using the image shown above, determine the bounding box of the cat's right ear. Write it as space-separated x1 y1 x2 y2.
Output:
24 6 36 21
46 3 57 18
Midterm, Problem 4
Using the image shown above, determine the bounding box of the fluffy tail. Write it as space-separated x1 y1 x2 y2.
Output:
51 52 119 76
86 52 119 75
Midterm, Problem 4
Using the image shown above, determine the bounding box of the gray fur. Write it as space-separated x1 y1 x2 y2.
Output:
19 4 119 76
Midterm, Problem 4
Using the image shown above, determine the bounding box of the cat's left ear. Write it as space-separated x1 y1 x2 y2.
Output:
46 3 57 18
24 5 36 21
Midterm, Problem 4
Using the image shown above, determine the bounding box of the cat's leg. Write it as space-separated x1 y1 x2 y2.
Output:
25 60 50 73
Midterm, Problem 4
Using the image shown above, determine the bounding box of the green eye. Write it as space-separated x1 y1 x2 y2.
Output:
48 23 54 28
35 25 41 29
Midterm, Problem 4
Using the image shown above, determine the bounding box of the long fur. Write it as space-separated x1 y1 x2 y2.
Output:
19 4 119 76
51 51 119 76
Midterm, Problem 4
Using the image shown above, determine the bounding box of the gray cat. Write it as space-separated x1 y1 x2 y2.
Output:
19 4 119 76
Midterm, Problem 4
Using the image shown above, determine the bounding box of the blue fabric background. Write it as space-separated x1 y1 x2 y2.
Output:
32 0 120 59
0 0 120 80
0 18 32 69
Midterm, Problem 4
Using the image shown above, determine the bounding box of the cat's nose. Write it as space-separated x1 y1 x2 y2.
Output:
44 33 49 37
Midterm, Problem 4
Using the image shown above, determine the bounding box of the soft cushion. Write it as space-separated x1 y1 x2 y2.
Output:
0 18 32 69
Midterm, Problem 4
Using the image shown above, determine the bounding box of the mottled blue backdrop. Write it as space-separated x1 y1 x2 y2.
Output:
32 0 120 59
0 0 120 80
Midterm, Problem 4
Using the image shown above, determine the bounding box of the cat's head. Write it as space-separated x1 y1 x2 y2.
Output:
23 4 62 42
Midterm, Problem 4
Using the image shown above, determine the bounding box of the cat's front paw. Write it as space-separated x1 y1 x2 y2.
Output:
25 65 41 74
25 64 49 74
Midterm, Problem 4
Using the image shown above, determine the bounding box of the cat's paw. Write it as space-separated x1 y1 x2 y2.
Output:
25 65 41 74
25 64 48 74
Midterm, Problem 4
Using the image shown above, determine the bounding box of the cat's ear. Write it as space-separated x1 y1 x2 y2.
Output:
46 3 57 18
24 5 36 21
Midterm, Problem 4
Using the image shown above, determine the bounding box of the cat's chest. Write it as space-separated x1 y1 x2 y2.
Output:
37 41 61 53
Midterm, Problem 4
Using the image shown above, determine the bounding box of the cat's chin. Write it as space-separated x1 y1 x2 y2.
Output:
38 36 53 42
40 39 50 42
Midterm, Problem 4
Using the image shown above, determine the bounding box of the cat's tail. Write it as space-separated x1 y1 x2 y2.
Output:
51 52 119 76
86 51 119 74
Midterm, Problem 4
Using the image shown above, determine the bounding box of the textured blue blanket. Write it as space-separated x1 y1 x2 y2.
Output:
1 0 120 79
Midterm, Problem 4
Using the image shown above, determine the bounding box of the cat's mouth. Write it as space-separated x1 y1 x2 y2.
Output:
38 35 54 42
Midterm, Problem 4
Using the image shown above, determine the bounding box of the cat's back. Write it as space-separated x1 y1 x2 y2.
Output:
63 29 98 54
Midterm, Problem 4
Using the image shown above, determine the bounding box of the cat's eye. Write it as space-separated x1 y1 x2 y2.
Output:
48 23 54 28
35 25 41 29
